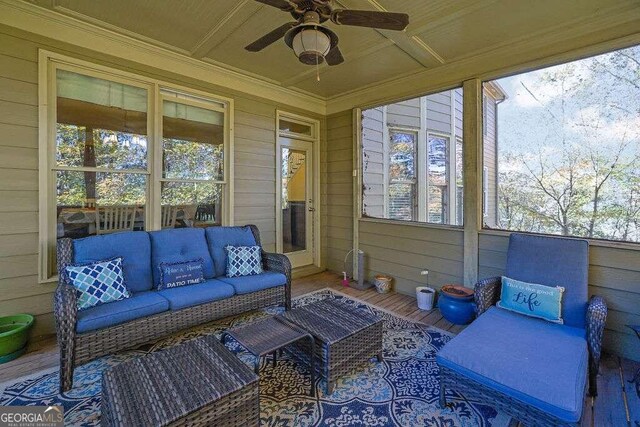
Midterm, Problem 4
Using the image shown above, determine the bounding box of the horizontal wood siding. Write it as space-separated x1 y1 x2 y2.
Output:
482 93 498 227
0 24 321 340
322 111 353 273
359 220 464 296
479 232 640 361
361 107 384 218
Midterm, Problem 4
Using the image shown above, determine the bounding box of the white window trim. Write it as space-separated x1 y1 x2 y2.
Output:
426 131 451 224
38 50 234 283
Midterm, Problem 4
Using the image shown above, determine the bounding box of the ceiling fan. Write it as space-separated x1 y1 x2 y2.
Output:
245 0 409 67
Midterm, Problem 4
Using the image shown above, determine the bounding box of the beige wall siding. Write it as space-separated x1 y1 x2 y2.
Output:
361 107 385 218
360 221 464 295
322 111 353 273
0 24 320 339
479 233 640 361
483 95 498 227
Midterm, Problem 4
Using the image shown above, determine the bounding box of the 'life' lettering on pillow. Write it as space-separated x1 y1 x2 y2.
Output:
512 292 542 312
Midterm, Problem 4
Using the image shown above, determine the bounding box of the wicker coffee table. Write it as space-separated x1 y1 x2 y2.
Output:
283 298 383 394
222 315 315 397
101 335 259 427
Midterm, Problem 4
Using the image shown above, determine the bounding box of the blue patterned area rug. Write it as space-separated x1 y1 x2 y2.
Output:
0 289 510 426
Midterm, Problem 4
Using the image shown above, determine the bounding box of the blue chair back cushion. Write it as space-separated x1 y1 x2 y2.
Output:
505 233 589 329
205 226 257 277
72 231 153 292
149 228 215 287
497 276 565 324
66 257 130 310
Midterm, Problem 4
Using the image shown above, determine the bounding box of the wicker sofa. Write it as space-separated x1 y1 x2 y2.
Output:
54 225 291 393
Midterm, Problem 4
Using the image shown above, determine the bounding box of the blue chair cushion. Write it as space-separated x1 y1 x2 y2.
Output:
158 279 235 310
437 306 588 423
76 291 169 333
73 231 153 292
219 271 286 295
505 233 589 329
205 226 257 277
149 228 215 287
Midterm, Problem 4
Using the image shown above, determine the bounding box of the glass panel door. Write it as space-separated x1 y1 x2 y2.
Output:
280 138 313 267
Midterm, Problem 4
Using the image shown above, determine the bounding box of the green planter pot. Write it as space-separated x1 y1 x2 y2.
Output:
0 314 34 364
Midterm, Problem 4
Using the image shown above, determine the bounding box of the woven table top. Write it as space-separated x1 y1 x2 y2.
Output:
226 316 311 356
102 334 258 426
282 298 382 344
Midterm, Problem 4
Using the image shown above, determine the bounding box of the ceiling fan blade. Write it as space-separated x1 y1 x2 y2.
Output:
331 9 409 31
254 0 294 11
245 22 298 52
325 46 344 66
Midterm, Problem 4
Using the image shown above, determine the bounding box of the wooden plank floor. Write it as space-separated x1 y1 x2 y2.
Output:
2 272 639 426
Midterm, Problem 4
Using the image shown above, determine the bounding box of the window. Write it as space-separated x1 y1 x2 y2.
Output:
41 60 231 281
361 88 464 225
388 129 417 220
484 44 640 244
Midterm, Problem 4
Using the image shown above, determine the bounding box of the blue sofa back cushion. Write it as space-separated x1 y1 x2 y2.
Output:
149 228 215 286
505 233 589 329
205 226 257 277
72 231 153 292
497 276 565 324
225 245 263 277
66 257 131 310
158 258 205 290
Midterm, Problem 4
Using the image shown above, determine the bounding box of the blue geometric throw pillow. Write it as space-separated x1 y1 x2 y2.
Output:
66 257 130 311
158 258 205 290
225 246 263 278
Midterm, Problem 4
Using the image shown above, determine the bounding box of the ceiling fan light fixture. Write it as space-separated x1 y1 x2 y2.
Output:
291 26 331 65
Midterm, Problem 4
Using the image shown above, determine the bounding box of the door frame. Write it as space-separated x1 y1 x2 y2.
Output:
275 110 321 268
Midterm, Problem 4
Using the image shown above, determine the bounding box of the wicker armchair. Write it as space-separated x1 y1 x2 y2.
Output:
54 225 291 393
438 233 608 427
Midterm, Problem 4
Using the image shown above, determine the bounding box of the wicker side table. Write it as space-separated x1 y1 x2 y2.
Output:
101 335 259 427
222 315 315 397
283 298 383 394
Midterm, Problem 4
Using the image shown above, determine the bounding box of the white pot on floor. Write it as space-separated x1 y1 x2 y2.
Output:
416 287 435 310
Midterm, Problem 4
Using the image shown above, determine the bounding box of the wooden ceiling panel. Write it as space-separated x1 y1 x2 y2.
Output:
291 44 423 98
416 0 628 62
51 0 241 51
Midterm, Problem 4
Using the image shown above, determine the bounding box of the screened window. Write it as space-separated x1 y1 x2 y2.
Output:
484 44 640 243
388 130 417 220
361 88 464 225
42 63 231 281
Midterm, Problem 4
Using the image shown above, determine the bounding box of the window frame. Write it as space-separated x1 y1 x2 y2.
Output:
426 131 451 225
38 51 234 282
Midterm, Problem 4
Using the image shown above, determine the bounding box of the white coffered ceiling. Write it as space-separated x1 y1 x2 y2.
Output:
24 0 640 102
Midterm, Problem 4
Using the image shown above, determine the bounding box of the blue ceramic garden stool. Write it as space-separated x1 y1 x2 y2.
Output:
438 285 475 325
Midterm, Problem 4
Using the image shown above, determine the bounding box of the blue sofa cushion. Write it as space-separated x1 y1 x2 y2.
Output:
205 226 257 277
498 276 565 324
66 257 130 310
73 231 153 292
149 228 215 286
219 271 286 295
158 279 235 310
437 306 588 423
76 291 169 333
505 233 588 329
